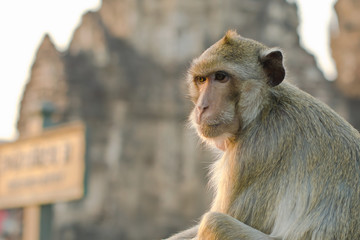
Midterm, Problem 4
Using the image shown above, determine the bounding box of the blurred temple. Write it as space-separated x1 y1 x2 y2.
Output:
331 0 360 128
6 0 360 239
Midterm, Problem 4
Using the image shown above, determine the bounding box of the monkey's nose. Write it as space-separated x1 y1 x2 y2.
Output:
196 105 209 124
197 105 209 112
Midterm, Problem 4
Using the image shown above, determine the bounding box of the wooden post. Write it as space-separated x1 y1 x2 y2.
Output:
22 102 55 240
23 206 40 240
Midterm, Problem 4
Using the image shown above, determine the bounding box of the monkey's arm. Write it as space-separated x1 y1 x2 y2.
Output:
198 212 280 240
164 225 199 240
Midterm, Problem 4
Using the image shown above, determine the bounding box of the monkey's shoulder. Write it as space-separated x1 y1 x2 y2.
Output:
245 82 360 156
270 82 358 137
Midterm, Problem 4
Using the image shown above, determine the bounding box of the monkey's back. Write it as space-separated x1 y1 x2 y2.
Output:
237 82 360 239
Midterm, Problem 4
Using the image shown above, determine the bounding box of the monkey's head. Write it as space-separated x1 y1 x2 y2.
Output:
188 30 285 150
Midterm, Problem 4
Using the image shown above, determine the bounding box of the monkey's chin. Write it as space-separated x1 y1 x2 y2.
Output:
197 123 225 139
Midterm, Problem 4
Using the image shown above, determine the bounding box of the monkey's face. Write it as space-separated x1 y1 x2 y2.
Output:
187 30 285 149
189 70 241 139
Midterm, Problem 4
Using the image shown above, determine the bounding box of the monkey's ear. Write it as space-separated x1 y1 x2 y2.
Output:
259 49 285 87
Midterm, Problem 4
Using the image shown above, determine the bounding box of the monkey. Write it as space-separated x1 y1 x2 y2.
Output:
165 30 360 240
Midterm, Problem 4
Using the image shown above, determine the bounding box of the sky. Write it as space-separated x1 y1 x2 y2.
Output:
0 0 338 141
295 0 338 80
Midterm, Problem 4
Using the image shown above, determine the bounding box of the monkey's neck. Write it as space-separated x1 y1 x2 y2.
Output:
210 144 240 213
210 133 236 151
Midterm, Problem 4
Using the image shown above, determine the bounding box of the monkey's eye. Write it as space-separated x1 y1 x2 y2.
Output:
214 71 228 82
196 76 207 84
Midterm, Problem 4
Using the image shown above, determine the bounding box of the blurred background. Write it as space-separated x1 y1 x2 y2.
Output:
0 0 359 239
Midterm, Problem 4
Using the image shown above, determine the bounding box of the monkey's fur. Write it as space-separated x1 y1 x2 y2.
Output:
165 31 360 239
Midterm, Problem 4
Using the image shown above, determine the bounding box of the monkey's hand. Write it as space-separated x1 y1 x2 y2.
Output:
198 212 280 240
163 225 199 240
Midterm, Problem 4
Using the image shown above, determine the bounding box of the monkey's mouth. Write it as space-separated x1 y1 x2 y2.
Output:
197 122 224 138
207 123 221 127
197 122 221 128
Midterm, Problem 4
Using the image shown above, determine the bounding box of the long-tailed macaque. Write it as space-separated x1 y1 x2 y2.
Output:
165 30 360 239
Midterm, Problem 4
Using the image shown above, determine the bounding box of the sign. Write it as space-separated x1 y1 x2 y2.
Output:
0 121 86 209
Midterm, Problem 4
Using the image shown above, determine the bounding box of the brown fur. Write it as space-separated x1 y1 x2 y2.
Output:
165 30 360 240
